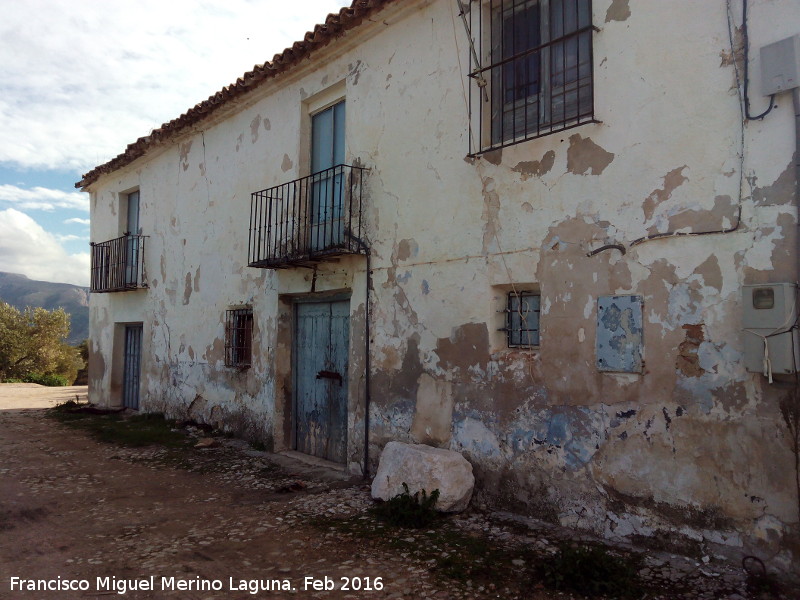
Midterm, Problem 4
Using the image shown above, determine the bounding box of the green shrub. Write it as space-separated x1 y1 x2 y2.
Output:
370 482 440 528
0 303 73 381
1 378 24 383
23 373 70 386
537 543 643 599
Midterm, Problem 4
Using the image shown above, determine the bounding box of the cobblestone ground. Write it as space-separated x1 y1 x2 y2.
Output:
0 384 796 600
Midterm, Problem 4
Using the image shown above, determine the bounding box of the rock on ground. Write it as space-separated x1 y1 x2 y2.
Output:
371 441 475 512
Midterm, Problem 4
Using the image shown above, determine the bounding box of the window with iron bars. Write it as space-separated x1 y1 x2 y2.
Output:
500 291 540 347
464 0 595 153
225 308 253 368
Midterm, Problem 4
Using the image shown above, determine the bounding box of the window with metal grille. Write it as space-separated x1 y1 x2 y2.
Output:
463 0 595 154
225 308 253 368
501 291 540 347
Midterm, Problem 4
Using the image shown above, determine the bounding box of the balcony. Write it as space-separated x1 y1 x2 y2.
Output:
90 234 148 293
248 164 366 269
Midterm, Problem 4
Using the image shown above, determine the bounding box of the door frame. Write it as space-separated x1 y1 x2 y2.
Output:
290 293 351 461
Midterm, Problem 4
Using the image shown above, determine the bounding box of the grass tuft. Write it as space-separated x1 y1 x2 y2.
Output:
369 482 440 529
536 542 644 599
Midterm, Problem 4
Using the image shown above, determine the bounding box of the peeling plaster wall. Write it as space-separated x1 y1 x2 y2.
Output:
87 0 800 569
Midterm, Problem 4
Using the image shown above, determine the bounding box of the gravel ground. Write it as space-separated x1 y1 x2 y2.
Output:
0 384 796 600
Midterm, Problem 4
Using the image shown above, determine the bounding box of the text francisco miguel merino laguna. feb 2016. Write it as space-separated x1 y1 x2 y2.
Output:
9 575 386 594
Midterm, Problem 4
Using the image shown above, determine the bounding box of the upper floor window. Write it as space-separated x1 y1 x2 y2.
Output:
310 100 346 251
124 190 141 286
125 190 140 235
248 90 367 269
89 188 147 293
465 0 595 153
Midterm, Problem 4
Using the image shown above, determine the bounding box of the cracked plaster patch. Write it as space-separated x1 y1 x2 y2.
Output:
566 134 614 176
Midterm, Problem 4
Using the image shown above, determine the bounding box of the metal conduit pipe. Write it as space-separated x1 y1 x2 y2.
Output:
794 90 800 240
346 231 372 479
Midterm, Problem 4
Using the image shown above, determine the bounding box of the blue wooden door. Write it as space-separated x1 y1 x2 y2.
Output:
294 300 349 463
123 324 142 410
310 101 345 251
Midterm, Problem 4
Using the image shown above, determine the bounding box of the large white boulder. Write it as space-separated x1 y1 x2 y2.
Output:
371 441 475 512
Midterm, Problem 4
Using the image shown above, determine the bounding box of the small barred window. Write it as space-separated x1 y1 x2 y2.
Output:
225 308 253 368
502 292 540 347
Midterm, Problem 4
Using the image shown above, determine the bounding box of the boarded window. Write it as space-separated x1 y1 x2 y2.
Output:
596 295 643 373
225 308 253 368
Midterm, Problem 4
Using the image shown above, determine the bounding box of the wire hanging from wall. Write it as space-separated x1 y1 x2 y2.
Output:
739 0 776 121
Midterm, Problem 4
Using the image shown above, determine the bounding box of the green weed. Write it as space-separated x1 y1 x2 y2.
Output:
369 482 440 528
536 542 644 599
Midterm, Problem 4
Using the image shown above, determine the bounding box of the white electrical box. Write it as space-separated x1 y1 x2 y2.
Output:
760 35 800 95
742 283 799 376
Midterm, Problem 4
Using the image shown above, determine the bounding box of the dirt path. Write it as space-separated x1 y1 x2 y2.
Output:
0 385 448 600
2 384 555 600
1 385 793 600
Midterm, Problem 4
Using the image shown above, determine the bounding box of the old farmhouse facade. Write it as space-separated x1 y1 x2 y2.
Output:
79 0 800 568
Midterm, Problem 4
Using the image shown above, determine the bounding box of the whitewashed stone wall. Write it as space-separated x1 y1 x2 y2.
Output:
86 0 800 569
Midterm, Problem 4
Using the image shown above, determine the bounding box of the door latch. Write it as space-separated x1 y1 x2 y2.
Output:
316 370 343 385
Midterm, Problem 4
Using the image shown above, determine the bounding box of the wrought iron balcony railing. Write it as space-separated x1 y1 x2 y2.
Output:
248 164 366 268
90 234 148 293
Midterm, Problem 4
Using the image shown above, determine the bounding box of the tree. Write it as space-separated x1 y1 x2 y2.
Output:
74 340 89 385
53 343 84 385
0 302 81 383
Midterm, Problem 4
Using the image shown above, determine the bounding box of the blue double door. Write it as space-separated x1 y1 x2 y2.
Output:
294 299 349 463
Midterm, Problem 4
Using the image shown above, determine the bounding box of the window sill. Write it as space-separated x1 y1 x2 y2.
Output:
470 118 602 158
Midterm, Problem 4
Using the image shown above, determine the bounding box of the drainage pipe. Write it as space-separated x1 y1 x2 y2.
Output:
347 232 372 479
794 89 800 230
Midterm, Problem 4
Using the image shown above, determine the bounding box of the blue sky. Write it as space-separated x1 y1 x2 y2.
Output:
0 0 350 286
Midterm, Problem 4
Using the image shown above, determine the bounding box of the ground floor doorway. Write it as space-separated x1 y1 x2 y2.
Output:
293 299 349 463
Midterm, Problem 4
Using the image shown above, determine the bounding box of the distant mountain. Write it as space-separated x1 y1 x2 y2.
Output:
0 272 89 345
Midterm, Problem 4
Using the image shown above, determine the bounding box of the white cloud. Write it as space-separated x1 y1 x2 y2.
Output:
0 0 350 173
0 208 89 286
55 234 89 243
0 184 89 211
65 217 91 226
